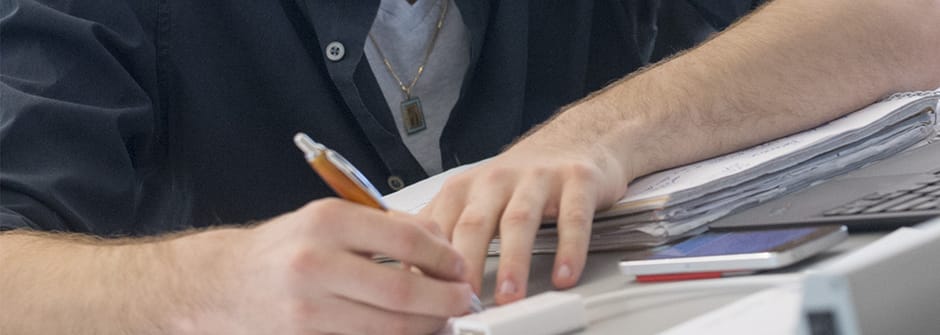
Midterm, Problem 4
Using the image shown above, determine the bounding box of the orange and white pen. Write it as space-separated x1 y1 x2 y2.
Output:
293 132 484 313
294 133 388 210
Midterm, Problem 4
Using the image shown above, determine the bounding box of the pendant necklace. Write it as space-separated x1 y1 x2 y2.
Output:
368 0 448 135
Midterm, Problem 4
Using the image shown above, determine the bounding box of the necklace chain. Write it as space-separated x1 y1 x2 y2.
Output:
368 0 448 99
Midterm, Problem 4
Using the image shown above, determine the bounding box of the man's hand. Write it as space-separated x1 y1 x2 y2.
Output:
422 134 631 304
422 0 940 306
181 199 473 334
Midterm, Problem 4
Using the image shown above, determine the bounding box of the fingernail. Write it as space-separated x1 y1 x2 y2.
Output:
557 264 572 280
498 279 517 296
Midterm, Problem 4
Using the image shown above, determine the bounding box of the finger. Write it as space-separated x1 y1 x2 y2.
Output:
317 251 474 318
424 176 471 239
299 294 447 335
493 177 553 304
450 183 512 293
552 178 597 289
390 210 446 240
297 199 465 281
387 210 450 273
342 215 466 282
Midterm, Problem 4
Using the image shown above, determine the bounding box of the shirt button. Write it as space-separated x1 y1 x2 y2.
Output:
325 41 345 62
387 175 405 191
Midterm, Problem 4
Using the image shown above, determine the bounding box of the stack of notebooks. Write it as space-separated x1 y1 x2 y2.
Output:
385 90 940 254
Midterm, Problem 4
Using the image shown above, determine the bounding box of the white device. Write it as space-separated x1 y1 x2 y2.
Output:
619 226 848 282
451 292 587 335
798 218 940 335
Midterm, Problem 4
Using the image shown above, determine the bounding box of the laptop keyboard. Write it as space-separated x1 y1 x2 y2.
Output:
823 171 940 216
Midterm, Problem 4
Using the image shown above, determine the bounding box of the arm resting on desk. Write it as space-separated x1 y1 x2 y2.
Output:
0 200 473 335
425 0 940 305
0 228 236 334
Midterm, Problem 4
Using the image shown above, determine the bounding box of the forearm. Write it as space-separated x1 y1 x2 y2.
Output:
0 229 241 335
534 0 940 181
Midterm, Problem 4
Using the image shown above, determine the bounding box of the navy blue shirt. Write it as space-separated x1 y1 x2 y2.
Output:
0 0 760 236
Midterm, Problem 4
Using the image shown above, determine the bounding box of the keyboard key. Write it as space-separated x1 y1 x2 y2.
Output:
831 201 881 214
886 197 935 212
911 199 940 211
916 185 940 194
907 184 933 192
862 194 922 214
883 191 910 201
861 192 890 201
823 207 851 216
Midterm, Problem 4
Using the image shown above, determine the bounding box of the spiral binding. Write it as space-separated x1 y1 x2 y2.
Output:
883 90 940 101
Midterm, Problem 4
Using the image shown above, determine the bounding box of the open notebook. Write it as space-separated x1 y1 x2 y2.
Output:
384 90 940 254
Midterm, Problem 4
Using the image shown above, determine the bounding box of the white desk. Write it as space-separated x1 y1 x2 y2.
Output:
477 233 885 334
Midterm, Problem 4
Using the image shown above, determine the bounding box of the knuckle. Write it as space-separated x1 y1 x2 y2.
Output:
440 175 468 193
384 275 416 306
441 252 463 277
529 165 551 178
483 167 511 184
300 201 342 232
288 245 324 277
456 212 490 232
566 162 600 181
415 218 442 235
392 225 423 257
561 208 593 229
502 208 538 227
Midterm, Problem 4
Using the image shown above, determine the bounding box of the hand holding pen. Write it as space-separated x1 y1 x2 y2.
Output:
294 133 484 314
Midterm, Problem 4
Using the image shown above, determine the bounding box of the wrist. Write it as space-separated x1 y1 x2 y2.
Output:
161 228 250 333
544 88 662 184
568 55 719 180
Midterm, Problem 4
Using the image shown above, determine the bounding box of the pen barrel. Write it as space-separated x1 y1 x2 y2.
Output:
311 156 386 210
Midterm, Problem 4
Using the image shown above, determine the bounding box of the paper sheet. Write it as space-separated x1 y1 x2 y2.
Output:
611 94 938 214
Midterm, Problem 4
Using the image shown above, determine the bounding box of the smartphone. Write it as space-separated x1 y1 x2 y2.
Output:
619 225 848 282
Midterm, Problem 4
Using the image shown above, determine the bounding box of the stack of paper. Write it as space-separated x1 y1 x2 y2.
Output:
385 90 940 254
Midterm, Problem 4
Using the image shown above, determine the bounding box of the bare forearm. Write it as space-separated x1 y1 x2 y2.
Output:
0 201 472 335
0 229 239 335
537 0 940 180
421 0 940 303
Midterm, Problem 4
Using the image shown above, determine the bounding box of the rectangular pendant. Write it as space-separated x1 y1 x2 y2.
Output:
401 97 427 135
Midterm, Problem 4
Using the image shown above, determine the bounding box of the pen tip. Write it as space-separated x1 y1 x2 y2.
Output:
470 293 485 313
294 132 325 156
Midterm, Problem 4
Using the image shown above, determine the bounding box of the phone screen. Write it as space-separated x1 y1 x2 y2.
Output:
643 227 821 259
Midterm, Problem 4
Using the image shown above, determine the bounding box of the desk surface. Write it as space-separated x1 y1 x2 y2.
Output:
478 232 885 334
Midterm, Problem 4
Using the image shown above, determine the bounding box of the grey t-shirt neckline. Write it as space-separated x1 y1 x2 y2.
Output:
364 0 471 176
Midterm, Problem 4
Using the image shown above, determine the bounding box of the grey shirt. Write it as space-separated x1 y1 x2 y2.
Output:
365 0 470 175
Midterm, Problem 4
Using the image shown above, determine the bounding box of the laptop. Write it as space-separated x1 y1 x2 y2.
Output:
711 140 940 231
